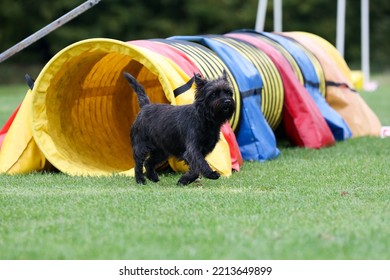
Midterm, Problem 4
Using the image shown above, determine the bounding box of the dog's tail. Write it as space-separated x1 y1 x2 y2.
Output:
123 72 150 108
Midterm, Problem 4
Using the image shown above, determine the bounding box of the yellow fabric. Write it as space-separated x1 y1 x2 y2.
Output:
351 70 364 91
167 132 232 177
293 32 353 82
284 32 382 137
31 39 154 176
0 90 49 174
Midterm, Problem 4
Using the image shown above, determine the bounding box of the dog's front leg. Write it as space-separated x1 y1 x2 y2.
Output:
202 168 220 180
177 171 199 185
182 149 220 182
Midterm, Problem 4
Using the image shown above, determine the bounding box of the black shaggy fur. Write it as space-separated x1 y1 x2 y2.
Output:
124 71 235 185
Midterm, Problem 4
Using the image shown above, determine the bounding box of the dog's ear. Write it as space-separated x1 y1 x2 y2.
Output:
221 69 228 81
25 74 35 90
194 73 207 89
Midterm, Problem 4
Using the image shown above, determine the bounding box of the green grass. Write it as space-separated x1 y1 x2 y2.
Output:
0 84 26 126
0 75 389 260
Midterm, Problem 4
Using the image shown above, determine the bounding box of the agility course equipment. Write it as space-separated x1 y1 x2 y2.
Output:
226 32 336 148
231 31 352 142
0 31 383 177
0 90 52 174
0 38 237 176
283 32 382 137
0 0 101 64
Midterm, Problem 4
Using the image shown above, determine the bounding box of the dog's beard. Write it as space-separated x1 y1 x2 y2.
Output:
210 98 235 123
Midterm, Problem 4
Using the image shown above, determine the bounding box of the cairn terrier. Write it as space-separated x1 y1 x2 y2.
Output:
124 71 235 185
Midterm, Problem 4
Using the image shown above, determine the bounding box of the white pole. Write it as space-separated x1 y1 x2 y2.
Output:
361 0 370 85
274 0 282 32
336 0 346 57
0 0 101 63
255 0 268 32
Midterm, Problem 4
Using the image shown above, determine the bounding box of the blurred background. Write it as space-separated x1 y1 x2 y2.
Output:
0 0 389 84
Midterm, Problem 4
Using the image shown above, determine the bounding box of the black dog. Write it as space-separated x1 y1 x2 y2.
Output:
124 71 235 185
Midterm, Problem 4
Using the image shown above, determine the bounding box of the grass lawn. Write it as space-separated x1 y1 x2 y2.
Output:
0 73 389 260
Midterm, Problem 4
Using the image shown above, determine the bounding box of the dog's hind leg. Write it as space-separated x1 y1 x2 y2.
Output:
134 162 146 184
132 145 148 184
144 150 168 183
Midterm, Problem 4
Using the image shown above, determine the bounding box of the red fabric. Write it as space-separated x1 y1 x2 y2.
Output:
227 33 335 148
0 103 21 150
130 40 200 77
221 122 243 171
128 40 243 169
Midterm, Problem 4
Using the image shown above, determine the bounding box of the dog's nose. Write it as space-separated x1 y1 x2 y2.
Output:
223 100 232 106
222 99 233 112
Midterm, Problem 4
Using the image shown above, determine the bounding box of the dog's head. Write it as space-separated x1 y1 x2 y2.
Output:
194 70 236 124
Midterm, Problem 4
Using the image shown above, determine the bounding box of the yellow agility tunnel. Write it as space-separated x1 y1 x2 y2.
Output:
0 38 240 176
12 39 178 175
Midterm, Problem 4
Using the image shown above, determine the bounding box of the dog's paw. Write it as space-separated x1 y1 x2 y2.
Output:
177 178 190 186
177 176 193 186
146 173 159 183
204 171 220 180
177 173 199 185
135 176 146 185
